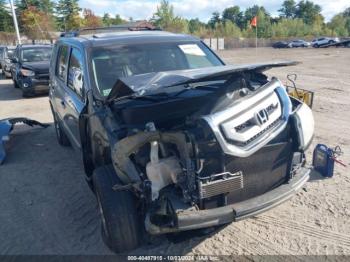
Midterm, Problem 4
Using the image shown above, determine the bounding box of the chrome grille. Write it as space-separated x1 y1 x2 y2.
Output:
202 80 292 157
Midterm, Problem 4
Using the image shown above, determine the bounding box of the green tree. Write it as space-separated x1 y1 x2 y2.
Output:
295 0 323 25
208 12 221 29
329 14 348 36
113 14 125 25
343 7 350 17
102 13 112 26
152 0 175 29
82 9 102 28
152 0 187 33
342 7 350 34
102 13 126 26
278 0 297 18
20 6 54 39
15 0 54 13
188 18 204 34
271 18 310 37
220 20 241 37
56 0 81 31
0 0 14 32
222 6 244 29
243 5 270 29
14 0 56 32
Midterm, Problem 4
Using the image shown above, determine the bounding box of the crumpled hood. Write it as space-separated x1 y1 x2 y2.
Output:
22 61 50 74
106 61 298 101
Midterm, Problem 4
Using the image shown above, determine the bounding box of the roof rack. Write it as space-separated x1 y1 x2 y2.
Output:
60 24 161 38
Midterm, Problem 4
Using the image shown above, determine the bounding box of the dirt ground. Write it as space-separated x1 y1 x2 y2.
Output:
0 47 349 255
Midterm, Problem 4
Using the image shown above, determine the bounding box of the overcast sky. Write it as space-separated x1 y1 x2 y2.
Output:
79 0 349 22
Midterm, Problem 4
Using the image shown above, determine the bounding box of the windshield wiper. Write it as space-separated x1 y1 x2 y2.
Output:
172 81 224 97
113 92 171 103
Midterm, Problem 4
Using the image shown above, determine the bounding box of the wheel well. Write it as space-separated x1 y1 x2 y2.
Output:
79 117 112 177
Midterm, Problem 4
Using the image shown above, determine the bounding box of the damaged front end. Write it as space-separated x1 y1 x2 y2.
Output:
107 63 313 234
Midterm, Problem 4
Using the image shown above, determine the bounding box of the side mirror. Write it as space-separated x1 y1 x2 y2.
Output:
11 57 18 63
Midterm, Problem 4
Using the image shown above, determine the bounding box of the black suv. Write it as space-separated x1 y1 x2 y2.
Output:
49 28 314 253
11 44 52 97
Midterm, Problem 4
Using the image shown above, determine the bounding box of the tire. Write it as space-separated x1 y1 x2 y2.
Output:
329 40 335 44
52 109 71 146
314 44 319 48
92 165 141 253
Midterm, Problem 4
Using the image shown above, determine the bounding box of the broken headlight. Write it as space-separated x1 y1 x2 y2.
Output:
293 102 314 151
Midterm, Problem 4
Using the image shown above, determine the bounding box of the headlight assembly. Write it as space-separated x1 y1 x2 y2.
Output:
292 102 314 151
20 69 35 77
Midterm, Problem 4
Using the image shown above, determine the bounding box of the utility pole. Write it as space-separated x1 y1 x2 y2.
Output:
9 0 21 44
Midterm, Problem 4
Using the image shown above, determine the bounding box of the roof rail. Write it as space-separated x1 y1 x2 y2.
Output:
60 24 161 38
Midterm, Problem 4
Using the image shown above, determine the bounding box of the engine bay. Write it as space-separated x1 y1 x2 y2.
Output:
107 70 307 231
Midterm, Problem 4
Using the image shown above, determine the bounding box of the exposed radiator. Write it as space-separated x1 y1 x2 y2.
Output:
198 171 243 199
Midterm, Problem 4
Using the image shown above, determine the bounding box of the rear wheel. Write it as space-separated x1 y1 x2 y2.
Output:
52 109 71 146
92 165 141 253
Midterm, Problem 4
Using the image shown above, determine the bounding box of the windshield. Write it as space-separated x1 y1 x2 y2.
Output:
21 48 52 62
6 49 14 59
91 42 223 96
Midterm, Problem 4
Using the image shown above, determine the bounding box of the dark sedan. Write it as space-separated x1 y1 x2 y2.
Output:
272 41 289 48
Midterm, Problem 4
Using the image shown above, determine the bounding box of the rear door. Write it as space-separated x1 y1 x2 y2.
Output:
52 44 86 150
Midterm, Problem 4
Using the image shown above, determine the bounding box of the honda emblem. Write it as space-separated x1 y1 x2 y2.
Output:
256 109 269 125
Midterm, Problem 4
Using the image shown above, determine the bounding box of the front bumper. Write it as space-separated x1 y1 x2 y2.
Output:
21 77 49 93
145 166 310 234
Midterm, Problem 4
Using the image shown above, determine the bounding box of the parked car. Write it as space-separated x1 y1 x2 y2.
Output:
0 45 6 71
11 44 52 97
288 39 310 48
2 46 16 78
272 41 289 48
311 37 339 47
50 29 314 253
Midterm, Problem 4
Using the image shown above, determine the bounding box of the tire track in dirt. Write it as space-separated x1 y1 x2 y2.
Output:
254 215 350 248
224 222 305 258
62 188 105 253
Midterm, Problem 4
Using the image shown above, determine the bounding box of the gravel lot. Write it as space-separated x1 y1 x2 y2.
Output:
0 47 349 255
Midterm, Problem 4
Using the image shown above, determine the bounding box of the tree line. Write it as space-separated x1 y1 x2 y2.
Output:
0 0 349 40
152 0 350 38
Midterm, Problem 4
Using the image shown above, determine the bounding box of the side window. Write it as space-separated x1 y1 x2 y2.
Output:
14 48 19 60
68 48 84 98
56 45 69 82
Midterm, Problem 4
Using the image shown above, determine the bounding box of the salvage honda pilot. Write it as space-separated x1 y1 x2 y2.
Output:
49 28 314 253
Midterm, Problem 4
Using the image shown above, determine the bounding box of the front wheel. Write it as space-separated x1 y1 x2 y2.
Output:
93 165 141 253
